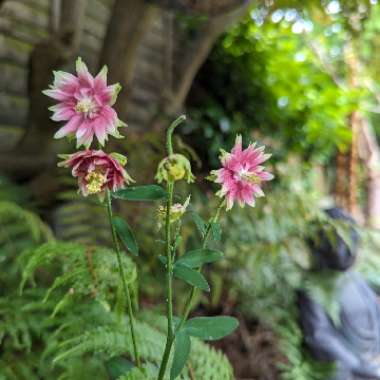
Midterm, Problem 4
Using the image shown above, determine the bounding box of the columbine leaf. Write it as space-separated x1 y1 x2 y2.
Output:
173 235 182 250
210 222 222 241
105 357 134 379
190 212 207 237
112 216 139 256
184 316 239 341
175 249 223 268
170 330 191 380
173 265 210 292
112 185 167 201
158 255 167 265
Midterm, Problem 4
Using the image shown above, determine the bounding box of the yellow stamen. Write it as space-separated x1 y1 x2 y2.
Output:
76 98 92 113
241 172 261 185
86 171 107 194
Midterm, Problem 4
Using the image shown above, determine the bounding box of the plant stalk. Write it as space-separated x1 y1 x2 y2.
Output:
176 199 225 332
166 115 186 155
105 190 141 368
157 198 225 380
157 180 175 380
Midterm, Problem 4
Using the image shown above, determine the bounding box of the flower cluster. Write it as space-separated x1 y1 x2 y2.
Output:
47 57 274 379
209 135 273 210
45 58 132 197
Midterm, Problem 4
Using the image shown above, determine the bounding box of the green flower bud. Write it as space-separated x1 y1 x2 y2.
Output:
157 196 190 229
155 154 195 183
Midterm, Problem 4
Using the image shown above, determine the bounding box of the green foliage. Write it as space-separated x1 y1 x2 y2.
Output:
113 216 139 256
176 248 223 268
0 192 233 379
170 330 191 380
173 264 210 291
54 312 234 380
200 163 347 379
187 7 360 167
20 242 138 308
113 185 167 202
54 197 111 245
184 316 239 341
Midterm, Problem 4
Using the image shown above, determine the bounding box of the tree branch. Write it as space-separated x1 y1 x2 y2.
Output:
167 0 251 113
147 0 249 16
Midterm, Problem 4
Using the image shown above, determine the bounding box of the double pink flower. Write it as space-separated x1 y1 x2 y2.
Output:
59 150 133 197
44 57 125 148
210 135 273 210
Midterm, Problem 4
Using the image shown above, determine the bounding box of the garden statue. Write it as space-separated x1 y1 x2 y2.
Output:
298 208 380 380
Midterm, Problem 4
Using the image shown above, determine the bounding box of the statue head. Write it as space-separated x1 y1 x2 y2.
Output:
308 207 359 271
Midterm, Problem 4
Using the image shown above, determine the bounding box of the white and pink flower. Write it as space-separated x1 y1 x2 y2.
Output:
210 135 273 210
59 150 134 197
44 57 125 148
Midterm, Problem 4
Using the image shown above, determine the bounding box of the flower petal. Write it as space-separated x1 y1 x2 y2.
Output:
54 115 82 139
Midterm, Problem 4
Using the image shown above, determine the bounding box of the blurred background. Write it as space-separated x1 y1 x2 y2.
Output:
1 0 380 379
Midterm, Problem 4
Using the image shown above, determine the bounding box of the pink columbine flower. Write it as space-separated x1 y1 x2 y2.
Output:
43 57 125 148
58 150 134 197
210 135 274 210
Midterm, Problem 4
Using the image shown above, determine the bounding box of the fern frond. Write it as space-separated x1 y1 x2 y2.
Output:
20 242 137 312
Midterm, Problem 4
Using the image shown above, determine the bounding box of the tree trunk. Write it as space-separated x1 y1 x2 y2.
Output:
99 0 157 121
358 118 380 229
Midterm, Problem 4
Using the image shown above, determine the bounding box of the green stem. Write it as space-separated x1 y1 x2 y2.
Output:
105 190 141 369
156 198 225 380
176 199 225 332
157 180 174 380
166 115 186 155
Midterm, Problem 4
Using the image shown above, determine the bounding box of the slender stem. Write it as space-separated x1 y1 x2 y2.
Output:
176 199 225 332
105 190 141 368
157 180 175 380
157 198 225 380
166 115 186 155
172 221 182 262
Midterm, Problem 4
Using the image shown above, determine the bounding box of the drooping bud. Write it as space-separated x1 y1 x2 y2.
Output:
155 154 195 183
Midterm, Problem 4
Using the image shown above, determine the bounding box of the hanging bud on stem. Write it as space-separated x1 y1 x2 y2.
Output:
155 154 195 184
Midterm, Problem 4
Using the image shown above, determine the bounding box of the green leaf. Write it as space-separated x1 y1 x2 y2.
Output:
210 222 222 241
158 255 167 265
173 235 182 250
184 316 239 341
112 185 167 201
105 357 134 379
176 249 223 268
112 217 139 256
190 212 207 237
170 330 191 380
173 265 210 291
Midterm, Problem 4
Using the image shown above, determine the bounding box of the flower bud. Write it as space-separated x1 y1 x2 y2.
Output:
155 154 195 183
157 196 190 229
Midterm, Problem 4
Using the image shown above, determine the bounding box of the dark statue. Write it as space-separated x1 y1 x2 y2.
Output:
298 208 380 380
